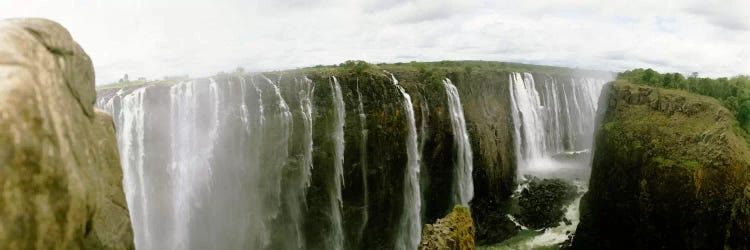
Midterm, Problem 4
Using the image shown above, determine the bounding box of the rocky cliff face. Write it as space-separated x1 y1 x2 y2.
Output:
0 19 133 249
97 66 521 248
96 61 610 248
573 81 750 249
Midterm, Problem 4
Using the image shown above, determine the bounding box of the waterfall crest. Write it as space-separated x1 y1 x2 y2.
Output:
443 78 474 206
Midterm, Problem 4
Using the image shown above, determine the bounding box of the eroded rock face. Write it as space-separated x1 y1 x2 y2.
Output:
419 206 476 250
573 81 750 249
0 18 133 249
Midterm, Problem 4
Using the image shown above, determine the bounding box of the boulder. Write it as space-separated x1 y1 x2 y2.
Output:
516 177 577 229
419 205 475 250
0 18 133 249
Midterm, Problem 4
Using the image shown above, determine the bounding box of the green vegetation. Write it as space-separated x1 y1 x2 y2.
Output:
96 60 612 92
618 68 750 132
574 80 750 249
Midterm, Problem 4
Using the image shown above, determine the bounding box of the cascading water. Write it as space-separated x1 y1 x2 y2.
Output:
284 76 315 249
390 73 422 250
96 71 484 250
506 72 606 248
299 77 315 193
509 72 604 179
355 81 370 244
329 76 346 250
99 74 308 249
443 78 474 206
418 94 430 220
118 87 148 249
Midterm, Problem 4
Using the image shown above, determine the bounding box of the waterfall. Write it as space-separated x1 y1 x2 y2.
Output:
95 71 514 250
418 96 429 161
330 76 346 250
507 72 606 248
169 81 197 249
118 87 148 249
355 81 369 244
261 75 293 221
98 74 306 249
509 72 605 179
299 77 315 193
443 78 473 206
391 74 422 250
418 93 430 220
287 76 315 248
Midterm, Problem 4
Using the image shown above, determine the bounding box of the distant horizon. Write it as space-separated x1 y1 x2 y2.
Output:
3 0 748 85
99 59 746 88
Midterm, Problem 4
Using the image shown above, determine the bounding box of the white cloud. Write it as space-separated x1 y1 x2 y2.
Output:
0 0 747 85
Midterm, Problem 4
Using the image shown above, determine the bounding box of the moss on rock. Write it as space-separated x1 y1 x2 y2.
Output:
419 205 476 250
573 81 750 249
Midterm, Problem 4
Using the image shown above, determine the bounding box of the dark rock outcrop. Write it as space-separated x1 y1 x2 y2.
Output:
0 18 133 249
516 177 577 229
419 205 476 250
573 81 750 249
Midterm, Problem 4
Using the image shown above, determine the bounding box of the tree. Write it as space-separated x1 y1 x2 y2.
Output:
340 60 371 75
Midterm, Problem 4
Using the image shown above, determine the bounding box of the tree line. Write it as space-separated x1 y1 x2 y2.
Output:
618 68 750 132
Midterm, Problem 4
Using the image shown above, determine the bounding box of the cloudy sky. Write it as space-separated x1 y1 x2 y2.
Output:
2 0 748 85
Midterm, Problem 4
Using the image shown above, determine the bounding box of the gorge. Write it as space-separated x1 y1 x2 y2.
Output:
95 62 612 249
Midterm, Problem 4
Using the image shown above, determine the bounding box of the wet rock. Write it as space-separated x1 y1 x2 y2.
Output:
0 18 133 249
516 177 577 229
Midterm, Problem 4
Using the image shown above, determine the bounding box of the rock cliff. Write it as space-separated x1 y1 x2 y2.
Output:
573 81 750 249
0 18 133 249
96 61 610 248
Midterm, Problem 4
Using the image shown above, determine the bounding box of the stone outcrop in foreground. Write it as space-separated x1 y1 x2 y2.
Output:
573 81 750 249
419 205 475 250
0 18 133 249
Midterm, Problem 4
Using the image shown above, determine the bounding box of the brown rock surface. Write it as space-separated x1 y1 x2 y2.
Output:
419 206 475 250
0 18 133 249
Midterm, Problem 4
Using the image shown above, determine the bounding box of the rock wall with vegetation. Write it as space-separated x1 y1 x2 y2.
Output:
419 205 475 250
0 18 133 249
262 62 522 248
97 60 609 248
573 81 750 249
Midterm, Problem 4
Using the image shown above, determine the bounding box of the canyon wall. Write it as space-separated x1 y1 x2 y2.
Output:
573 81 750 249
